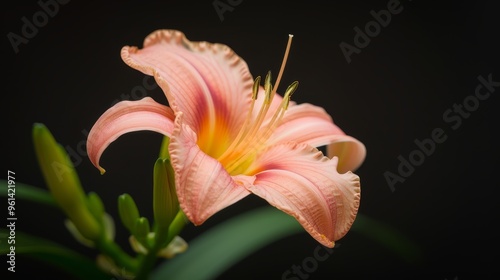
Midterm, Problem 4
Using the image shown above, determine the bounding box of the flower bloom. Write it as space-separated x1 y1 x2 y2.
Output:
87 29 366 247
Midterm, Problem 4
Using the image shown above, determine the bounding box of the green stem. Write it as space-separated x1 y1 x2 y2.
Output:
135 250 159 280
135 211 188 280
95 237 139 274
164 210 188 248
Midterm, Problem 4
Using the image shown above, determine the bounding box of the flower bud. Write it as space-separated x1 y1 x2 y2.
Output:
32 123 100 240
118 193 140 234
153 158 179 247
135 217 152 250
87 192 105 221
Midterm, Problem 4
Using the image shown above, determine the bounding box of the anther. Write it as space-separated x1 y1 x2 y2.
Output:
283 81 299 110
264 71 273 104
252 76 261 100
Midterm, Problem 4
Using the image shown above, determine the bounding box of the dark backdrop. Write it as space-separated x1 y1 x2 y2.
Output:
3 0 499 279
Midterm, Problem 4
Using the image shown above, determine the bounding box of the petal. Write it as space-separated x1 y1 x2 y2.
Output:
246 143 361 248
128 235 148 255
327 137 366 173
169 112 252 225
271 103 366 173
121 30 254 156
157 236 188 259
270 103 343 145
87 97 175 174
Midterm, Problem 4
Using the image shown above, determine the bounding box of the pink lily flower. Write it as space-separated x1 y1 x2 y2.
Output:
87 29 366 248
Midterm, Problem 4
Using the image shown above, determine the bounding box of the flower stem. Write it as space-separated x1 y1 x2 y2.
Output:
95 236 139 274
134 211 188 279
135 250 159 280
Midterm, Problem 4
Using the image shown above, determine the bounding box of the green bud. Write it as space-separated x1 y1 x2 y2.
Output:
87 192 115 240
158 136 171 159
87 192 105 223
153 158 179 247
118 194 140 235
101 213 116 241
32 123 100 241
135 217 151 250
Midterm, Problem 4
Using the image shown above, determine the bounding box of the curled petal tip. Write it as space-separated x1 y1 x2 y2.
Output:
98 167 106 175
324 239 335 249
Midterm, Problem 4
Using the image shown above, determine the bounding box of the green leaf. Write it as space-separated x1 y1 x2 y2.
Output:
0 179 56 207
151 206 303 280
0 229 110 280
351 213 423 264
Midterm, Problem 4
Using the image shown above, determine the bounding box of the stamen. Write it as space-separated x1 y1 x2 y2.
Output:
246 71 273 140
264 71 273 104
224 80 299 174
282 81 299 110
250 81 299 150
263 80 299 131
217 76 262 162
252 76 261 100
244 34 294 143
221 34 296 175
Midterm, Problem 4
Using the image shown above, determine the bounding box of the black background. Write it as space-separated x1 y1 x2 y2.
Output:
2 0 499 279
